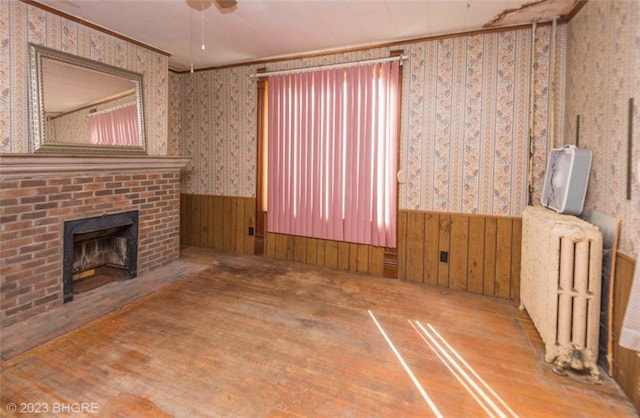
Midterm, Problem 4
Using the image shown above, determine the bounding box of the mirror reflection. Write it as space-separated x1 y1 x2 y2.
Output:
29 44 146 154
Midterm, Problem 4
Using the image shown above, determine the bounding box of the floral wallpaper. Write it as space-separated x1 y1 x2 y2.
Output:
168 71 182 158
1 1 169 155
565 0 640 256
401 27 562 216
171 64 259 196
47 108 88 145
172 26 562 218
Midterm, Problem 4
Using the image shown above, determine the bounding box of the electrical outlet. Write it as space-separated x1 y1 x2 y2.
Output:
248 226 254 236
439 251 448 263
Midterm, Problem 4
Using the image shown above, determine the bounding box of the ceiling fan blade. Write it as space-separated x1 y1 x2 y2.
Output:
215 0 237 9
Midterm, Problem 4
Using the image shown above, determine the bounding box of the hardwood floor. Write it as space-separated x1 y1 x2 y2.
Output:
1 247 637 417
0 259 208 361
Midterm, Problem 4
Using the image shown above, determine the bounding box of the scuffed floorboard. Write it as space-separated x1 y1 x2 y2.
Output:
0 258 208 360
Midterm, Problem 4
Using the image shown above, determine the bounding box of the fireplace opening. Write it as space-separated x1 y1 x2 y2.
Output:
63 211 138 302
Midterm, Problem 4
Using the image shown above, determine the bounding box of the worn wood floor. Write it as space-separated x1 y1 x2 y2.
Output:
0 259 208 361
1 247 637 417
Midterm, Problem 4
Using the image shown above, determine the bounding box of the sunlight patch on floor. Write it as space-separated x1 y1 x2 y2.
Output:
411 321 519 418
368 310 444 418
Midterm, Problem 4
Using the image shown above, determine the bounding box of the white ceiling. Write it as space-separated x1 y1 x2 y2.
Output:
43 58 136 113
36 0 579 72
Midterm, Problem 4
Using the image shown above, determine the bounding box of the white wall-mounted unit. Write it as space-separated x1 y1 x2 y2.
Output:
541 145 592 215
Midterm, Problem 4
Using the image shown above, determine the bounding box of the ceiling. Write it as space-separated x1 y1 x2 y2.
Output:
35 0 580 72
43 58 136 114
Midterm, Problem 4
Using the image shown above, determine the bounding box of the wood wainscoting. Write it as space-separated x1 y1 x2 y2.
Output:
180 196 522 298
612 253 640 412
180 194 255 254
397 210 522 300
180 196 521 299
262 210 522 296
263 229 386 277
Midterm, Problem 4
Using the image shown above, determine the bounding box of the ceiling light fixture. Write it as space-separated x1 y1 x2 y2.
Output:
190 6 194 73
201 3 206 51
185 0 237 72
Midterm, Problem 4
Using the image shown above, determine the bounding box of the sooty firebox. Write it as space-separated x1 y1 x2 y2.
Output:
62 210 138 302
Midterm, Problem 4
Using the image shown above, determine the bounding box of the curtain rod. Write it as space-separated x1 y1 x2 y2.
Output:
87 101 137 117
249 55 408 78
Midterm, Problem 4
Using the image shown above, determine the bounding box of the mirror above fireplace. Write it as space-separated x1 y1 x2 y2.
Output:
28 43 147 155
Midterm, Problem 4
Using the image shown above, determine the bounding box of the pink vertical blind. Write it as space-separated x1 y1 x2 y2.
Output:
88 103 139 146
267 61 399 248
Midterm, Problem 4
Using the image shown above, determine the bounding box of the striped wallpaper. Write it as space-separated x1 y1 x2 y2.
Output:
565 0 640 256
1 1 169 155
171 25 563 219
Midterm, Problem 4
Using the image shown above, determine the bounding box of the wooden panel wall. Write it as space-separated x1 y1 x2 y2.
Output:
180 201 521 299
612 253 640 412
263 223 386 277
397 210 522 300
180 194 255 255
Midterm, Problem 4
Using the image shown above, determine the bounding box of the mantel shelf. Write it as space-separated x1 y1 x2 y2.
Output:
0 154 190 175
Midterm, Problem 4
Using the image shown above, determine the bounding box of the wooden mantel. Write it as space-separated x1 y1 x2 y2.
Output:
0 154 190 175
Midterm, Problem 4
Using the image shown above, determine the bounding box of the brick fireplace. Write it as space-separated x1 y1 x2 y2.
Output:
0 155 189 327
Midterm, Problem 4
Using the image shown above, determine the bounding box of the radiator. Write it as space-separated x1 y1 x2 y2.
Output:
520 206 603 380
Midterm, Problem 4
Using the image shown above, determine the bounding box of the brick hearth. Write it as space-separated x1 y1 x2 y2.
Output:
0 155 189 327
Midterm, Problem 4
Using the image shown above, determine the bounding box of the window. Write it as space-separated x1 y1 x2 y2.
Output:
265 60 400 248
